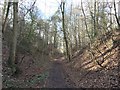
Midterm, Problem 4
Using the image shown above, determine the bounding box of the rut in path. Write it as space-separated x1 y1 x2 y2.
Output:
45 61 73 88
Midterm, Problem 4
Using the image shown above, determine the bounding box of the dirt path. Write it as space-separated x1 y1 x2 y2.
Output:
45 60 74 88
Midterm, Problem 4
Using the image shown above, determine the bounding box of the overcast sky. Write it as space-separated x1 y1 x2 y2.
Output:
34 0 83 19
0 0 119 18
34 0 119 19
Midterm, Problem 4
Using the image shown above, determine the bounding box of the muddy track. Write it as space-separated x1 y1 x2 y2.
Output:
45 61 74 88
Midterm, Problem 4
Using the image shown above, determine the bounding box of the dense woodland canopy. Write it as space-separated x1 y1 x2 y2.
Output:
1 0 120 88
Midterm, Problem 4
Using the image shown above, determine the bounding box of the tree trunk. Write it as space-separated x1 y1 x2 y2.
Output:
81 1 92 43
61 2 71 61
114 0 120 29
8 2 18 72
54 23 57 48
118 1 120 23
2 1 11 34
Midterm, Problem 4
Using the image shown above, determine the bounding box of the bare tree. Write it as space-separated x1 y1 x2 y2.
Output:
114 0 120 29
8 1 18 73
61 1 71 61
2 1 11 34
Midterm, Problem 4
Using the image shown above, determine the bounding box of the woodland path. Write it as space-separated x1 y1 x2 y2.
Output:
45 60 74 88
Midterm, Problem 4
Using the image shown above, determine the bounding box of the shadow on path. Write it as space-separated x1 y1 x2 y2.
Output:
45 61 70 88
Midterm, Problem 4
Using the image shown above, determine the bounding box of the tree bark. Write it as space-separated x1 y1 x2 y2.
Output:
114 0 120 29
8 2 18 71
61 2 71 61
2 1 11 34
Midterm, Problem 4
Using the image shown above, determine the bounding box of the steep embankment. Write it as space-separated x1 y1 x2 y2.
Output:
63 29 120 88
2 41 51 88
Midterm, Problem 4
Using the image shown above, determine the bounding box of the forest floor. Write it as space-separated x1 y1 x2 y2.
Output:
2 54 119 88
45 52 119 88
2 28 120 88
62 60 119 88
2 41 51 88
2 40 74 88
45 57 119 88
